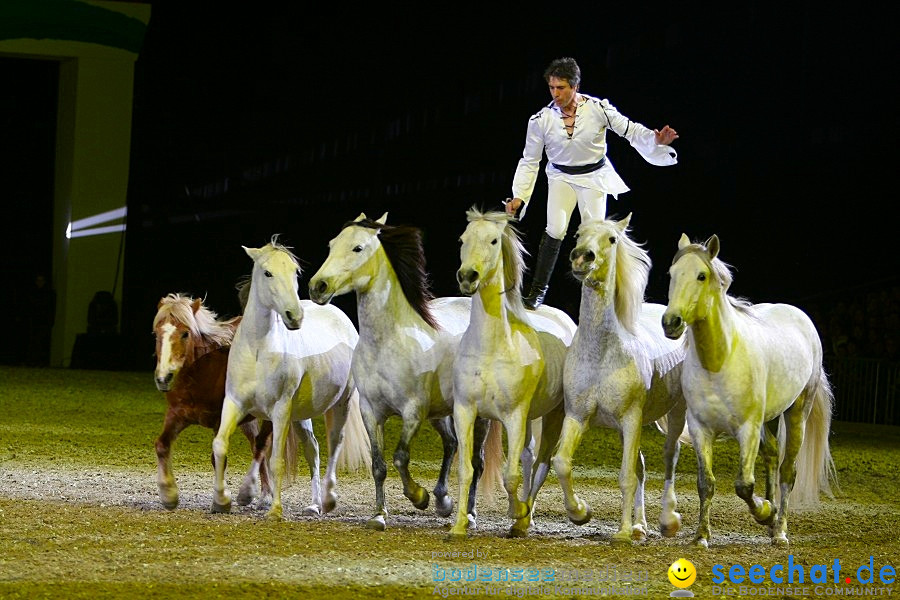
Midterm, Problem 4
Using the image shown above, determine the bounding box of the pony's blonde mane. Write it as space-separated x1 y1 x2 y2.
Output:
576 219 650 334
465 207 529 323
153 293 235 347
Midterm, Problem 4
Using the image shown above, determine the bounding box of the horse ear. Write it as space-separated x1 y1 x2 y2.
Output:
616 212 632 232
678 233 691 249
243 246 261 261
376 212 388 225
191 298 202 314
706 235 720 260
354 213 367 222
157 298 165 310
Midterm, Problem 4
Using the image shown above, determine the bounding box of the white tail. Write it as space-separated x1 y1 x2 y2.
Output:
479 419 505 502
789 368 838 507
336 389 372 475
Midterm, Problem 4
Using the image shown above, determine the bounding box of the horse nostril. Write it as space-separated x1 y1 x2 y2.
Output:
164 373 173 383
314 280 327 294
584 251 595 263
285 310 294 322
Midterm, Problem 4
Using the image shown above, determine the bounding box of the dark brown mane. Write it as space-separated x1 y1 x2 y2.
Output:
344 218 439 329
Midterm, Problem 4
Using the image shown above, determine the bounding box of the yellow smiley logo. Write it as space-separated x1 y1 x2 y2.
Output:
668 558 696 588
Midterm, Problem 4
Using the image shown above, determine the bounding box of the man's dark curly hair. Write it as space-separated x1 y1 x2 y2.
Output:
543 57 581 89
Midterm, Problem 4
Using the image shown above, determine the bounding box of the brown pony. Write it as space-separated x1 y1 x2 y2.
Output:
152 293 296 510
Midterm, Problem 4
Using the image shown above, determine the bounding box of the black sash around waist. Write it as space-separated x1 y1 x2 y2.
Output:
551 157 606 175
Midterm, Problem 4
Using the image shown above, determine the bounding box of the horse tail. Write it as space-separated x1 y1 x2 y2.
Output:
653 413 693 446
479 419 505 502
790 367 839 507
335 388 372 474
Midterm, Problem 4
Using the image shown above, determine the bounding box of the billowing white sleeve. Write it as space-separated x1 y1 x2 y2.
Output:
601 99 677 167
511 117 545 206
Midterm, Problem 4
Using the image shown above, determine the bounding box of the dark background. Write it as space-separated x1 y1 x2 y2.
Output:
1 5 896 369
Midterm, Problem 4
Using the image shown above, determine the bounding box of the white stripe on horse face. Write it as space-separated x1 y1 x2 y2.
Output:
156 322 179 376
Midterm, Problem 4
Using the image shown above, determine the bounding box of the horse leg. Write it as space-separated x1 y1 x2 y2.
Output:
504 410 531 538
265 402 294 521
449 401 478 538
430 416 457 518
296 418 323 516
660 401 686 537
211 396 244 513
613 412 643 544
322 397 351 514
360 397 389 530
773 401 807 546
759 418 779 536
691 425 716 548
552 414 591 525
253 420 274 508
236 419 262 506
734 419 776 529
518 419 536 504
393 410 429 511
465 416 492 528
522 404 565 530
156 408 188 510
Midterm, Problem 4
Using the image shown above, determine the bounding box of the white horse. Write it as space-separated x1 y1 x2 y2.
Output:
451 208 577 538
662 233 837 547
552 215 688 544
308 213 501 531
211 237 368 520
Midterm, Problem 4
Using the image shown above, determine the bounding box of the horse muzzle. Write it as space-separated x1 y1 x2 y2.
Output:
282 309 303 330
154 371 174 392
308 278 333 305
456 268 479 295
661 312 685 339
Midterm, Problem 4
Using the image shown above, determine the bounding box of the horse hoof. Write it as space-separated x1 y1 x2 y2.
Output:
771 533 789 547
660 513 682 537
210 499 232 514
301 505 321 517
447 527 468 540
568 505 592 526
611 532 632 546
265 508 283 521
236 490 255 506
411 489 430 511
323 494 337 514
755 501 777 526
434 494 453 518
466 513 477 530
692 536 709 549
509 526 529 538
161 497 179 510
257 494 273 511
631 525 648 542
366 515 386 531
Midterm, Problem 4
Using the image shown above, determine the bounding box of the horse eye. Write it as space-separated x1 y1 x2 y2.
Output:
181 331 189 339
353 245 363 253
491 239 498 245
264 270 273 278
609 236 617 244
698 273 706 281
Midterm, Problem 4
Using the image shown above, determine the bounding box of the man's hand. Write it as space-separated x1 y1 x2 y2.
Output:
654 125 679 145
504 197 524 216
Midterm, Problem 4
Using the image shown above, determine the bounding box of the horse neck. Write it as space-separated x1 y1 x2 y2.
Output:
578 281 621 342
356 249 424 341
469 267 514 343
688 291 735 371
239 286 279 342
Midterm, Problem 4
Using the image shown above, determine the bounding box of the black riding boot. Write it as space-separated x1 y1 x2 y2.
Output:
523 232 563 310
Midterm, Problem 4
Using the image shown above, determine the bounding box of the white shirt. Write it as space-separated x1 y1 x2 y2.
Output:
511 94 677 210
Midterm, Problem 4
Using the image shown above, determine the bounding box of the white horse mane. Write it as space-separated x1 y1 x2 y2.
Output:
465 207 529 323
260 235 301 271
153 293 235 347
674 242 753 312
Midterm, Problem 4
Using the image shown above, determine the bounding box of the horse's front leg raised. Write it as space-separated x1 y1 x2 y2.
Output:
504 409 531 538
394 408 429 511
296 418 323 516
660 402 686 537
211 396 244 513
156 408 188 510
552 414 591 525
735 419 775 530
